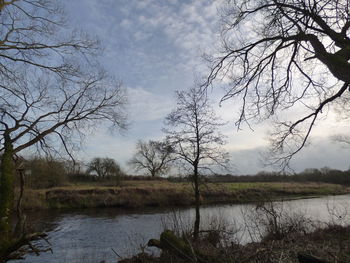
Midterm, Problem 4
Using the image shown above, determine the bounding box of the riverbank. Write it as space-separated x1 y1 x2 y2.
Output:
18 181 350 210
120 224 350 263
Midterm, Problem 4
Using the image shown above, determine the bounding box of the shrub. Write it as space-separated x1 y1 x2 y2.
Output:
24 158 68 189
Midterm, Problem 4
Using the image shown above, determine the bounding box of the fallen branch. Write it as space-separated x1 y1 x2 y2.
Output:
1 232 51 262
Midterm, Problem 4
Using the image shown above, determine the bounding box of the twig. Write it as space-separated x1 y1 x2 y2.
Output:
111 248 123 260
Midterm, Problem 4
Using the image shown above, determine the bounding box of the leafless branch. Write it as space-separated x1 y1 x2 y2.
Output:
204 0 350 169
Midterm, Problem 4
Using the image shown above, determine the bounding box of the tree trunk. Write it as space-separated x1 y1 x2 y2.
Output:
151 169 156 177
14 167 25 237
0 133 15 242
193 166 200 241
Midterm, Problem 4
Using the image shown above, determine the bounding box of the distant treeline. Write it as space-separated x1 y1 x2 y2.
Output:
9 155 350 189
12 157 124 189
204 168 350 185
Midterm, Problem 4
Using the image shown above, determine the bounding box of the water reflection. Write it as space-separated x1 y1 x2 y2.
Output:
11 195 350 263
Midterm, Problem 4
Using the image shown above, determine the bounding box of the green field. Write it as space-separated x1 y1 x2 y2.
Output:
18 180 350 210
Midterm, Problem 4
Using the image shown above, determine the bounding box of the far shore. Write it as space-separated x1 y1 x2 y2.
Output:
18 181 350 211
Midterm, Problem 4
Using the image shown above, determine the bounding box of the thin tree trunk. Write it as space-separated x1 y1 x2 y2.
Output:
16 169 24 217
0 133 15 242
14 167 25 237
193 166 200 241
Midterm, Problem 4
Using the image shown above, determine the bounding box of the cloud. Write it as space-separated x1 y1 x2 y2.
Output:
230 147 266 175
291 136 350 171
62 0 226 92
228 136 350 175
60 0 350 177
81 130 135 169
127 87 175 121
121 0 223 71
120 18 132 29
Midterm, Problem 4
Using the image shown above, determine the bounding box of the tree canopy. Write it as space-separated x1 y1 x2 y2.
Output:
164 86 229 239
206 0 350 168
87 157 123 178
164 87 229 175
0 1 127 254
0 0 96 80
129 140 173 177
0 71 127 158
0 1 128 158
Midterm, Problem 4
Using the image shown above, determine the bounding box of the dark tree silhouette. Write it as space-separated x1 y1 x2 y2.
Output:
87 157 123 178
0 1 96 79
0 1 127 257
129 140 173 177
206 0 350 168
164 86 229 240
0 72 127 253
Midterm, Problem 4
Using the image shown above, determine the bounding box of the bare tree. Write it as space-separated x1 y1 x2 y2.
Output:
0 1 127 256
164 86 229 240
0 71 127 252
206 0 350 169
129 140 173 177
87 157 123 178
0 1 96 80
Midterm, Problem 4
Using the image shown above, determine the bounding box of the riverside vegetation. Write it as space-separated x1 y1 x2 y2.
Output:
12 158 350 210
120 199 350 263
3 157 350 263
120 226 350 263
18 181 349 210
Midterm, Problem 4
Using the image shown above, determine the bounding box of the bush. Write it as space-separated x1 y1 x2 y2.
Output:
24 158 68 189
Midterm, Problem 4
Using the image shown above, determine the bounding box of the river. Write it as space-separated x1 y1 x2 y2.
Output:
11 194 350 263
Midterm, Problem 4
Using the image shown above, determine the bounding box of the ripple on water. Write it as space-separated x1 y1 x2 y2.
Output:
10 194 350 263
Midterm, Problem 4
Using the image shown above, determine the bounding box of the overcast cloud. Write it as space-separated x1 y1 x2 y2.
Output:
59 0 350 175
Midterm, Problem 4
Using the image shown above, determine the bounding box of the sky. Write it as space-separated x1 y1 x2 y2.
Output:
60 0 350 175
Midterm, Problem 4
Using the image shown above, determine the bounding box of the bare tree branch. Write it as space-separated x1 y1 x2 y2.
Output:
205 0 350 169
0 3 128 256
129 140 174 177
164 85 230 240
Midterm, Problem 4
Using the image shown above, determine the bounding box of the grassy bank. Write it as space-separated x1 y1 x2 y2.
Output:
18 181 350 210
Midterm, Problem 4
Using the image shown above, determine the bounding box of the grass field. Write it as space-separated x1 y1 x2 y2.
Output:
18 180 350 210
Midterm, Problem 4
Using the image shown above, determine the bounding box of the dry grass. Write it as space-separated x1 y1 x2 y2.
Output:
119 199 350 263
229 224 350 263
119 225 350 263
18 181 350 210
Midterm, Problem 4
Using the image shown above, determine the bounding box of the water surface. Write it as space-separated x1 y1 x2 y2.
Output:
13 194 350 263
